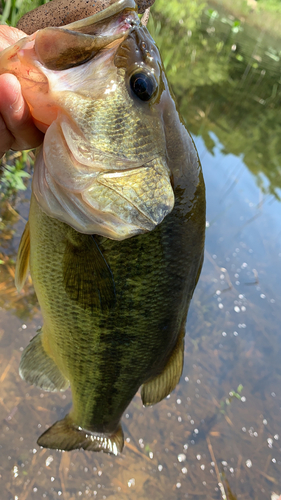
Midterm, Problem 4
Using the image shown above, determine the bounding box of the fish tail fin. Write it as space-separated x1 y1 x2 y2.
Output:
37 415 124 455
19 329 69 392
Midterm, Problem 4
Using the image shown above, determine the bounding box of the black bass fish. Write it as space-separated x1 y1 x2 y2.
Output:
1 0 174 239
7 0 205 454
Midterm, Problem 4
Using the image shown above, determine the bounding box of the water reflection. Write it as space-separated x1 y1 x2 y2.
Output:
1 1 281 499
149 2 281 198
185 131 281 499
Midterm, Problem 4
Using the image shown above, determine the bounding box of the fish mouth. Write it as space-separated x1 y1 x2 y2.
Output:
34 0 140 71
30 0 175 239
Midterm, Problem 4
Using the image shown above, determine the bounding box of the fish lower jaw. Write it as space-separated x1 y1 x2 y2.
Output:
33 148 174 240
35 187 172 239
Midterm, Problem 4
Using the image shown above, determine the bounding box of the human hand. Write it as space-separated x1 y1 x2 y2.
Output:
0 25 44 159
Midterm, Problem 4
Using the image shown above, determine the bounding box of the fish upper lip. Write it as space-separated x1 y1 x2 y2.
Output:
63 10 140 48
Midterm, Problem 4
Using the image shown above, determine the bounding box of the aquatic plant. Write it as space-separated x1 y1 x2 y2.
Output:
0 151 32 199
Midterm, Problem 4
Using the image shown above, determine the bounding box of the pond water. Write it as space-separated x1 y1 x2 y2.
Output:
0 2 281 499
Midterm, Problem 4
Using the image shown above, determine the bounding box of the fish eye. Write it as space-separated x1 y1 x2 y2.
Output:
130 71 157 102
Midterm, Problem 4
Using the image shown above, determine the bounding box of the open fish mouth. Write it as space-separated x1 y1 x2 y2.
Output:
32 1 174 239
33 0 140 71
0 0 175 240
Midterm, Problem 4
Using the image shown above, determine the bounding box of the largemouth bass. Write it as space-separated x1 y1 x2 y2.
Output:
10 0 205 454
1 0 174 239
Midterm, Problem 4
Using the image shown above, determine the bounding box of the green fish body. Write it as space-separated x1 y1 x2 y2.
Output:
17 163 204 453
12 0 205 454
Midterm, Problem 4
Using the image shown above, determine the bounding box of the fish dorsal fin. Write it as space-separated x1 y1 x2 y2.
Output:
141 328 185 406
63 234 116 311
37 414 124 455
15 221 30 292
19 329 69 392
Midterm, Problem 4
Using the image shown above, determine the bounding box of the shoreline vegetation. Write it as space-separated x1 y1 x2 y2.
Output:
210 0 281 38
1 0 281 30
0 0 281 40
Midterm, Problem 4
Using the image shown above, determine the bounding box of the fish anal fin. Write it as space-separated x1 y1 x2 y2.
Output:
15 221 30 292
19 329 69 392
37 415 124 455
141 330 185 406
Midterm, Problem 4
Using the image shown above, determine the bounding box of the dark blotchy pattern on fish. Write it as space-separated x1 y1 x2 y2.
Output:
17 0 155 34
28 171 205 443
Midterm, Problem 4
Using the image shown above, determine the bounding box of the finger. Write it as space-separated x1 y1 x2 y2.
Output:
0 113 14 159
0 74 44 152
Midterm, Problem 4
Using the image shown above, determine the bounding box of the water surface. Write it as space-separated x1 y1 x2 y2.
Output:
0 3 281 499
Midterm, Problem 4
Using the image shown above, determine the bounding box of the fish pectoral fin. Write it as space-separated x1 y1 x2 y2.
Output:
141 328 185 406
37 415 124 455
19 329 69 392
15 221 30 292
63 234 116 311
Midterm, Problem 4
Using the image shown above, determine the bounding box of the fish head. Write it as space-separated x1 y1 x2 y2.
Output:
1 0 175 239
